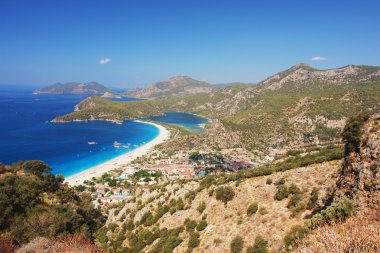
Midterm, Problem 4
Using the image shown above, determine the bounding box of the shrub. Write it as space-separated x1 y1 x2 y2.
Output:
287 193 303 209
307 188 319 210
196 220 207 231
259 207 268 215
283 225 309 251
108 223 118 233
246 235 268 253
230 236 244 253
275 178 286 185
288 184 301 195
341 112 369 155
188 232 200 249
309 199 354 227
185 219 198 231
247 202 258 216
274 184 289 201
197 201 206 214
215 186 235 205
266 178 272 185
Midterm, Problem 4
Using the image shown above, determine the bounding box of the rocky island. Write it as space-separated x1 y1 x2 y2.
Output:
33 82 112 95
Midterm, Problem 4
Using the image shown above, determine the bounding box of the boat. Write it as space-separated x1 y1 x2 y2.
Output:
88 141 97 145
113 141 122 148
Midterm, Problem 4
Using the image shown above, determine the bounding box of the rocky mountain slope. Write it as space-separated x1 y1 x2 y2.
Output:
125 76 214 99
54 64 380 149
95 147 343 253
34 82 111 95
94 113 379 253
334 113 380 211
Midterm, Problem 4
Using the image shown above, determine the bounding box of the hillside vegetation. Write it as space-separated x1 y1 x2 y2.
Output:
0 161 105 251
54 64 380 149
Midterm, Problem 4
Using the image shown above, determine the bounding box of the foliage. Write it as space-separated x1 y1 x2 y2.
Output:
196 201 206 214
188 232 200 250
0 161 104 246
265 178 272 185
309 199 354 228
274 184 289 201
230 236 244 253
307 188 319 210
341 112 369 155
185 219 198 232
247 202 258 216
283 225 309 251
215 186 235 205
196 220 208 231
246 235 268 253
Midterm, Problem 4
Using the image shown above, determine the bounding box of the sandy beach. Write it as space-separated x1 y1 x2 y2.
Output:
65 120 170 186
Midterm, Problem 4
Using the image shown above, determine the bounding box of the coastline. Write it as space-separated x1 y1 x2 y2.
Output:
64 120 170 186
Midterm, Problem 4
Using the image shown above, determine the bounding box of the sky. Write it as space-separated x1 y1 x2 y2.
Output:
1 0 380 89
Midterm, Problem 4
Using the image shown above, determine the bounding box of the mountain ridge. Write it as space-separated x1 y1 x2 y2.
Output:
125 76 214 99
34 82 111 95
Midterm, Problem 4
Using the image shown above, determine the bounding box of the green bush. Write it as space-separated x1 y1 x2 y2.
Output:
309 199 354 227
266 178 272 185
287 193 302 209
215 186 235 205
307 188 319 210
188 232 200 249
197 201 206 214
246 235 268 253
274 184 289 201
283 225 309 251
230 236 244 253
196 220 208 231
341 112 369 155
247 202 258 216
275 178 286 185
185 219 198 231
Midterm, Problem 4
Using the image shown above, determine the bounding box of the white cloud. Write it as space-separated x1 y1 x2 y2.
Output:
98 58 111 64
311 56 327 61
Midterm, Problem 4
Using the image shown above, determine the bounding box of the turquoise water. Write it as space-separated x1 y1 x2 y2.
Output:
0 85 208 177
149 112 209 133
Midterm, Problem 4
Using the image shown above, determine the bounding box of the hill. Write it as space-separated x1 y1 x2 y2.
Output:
53 64 380 150
125 76 214 99
34 82 111 95
90 113 379 253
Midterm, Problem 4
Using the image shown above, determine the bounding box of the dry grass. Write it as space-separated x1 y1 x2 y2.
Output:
0 233 18 253
16 234 104 253
296 210 380 253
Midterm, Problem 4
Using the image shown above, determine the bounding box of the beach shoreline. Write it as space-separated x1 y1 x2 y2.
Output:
64 120 170 186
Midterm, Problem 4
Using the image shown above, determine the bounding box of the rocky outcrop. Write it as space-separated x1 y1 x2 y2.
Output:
334 113 380 211
126 76 214 98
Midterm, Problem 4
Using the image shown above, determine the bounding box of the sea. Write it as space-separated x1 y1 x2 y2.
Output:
0 85 208 177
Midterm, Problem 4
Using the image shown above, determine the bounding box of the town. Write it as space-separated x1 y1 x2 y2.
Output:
76 147 279 207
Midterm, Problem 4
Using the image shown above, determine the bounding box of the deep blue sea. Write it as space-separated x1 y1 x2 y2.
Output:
0 85 208 177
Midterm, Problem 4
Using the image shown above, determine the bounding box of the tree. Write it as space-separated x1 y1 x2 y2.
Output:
22 160 51 176
215 186 235 205
246 235 268 253
247 202 258 216
341 113 369 155
230 236 244 253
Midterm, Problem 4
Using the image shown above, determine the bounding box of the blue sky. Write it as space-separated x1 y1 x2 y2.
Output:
1 0 379 88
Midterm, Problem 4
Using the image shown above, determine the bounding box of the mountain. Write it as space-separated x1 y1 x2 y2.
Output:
53 64 380 149
125 76 214 98
34 82 111 95
88 115 379 253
